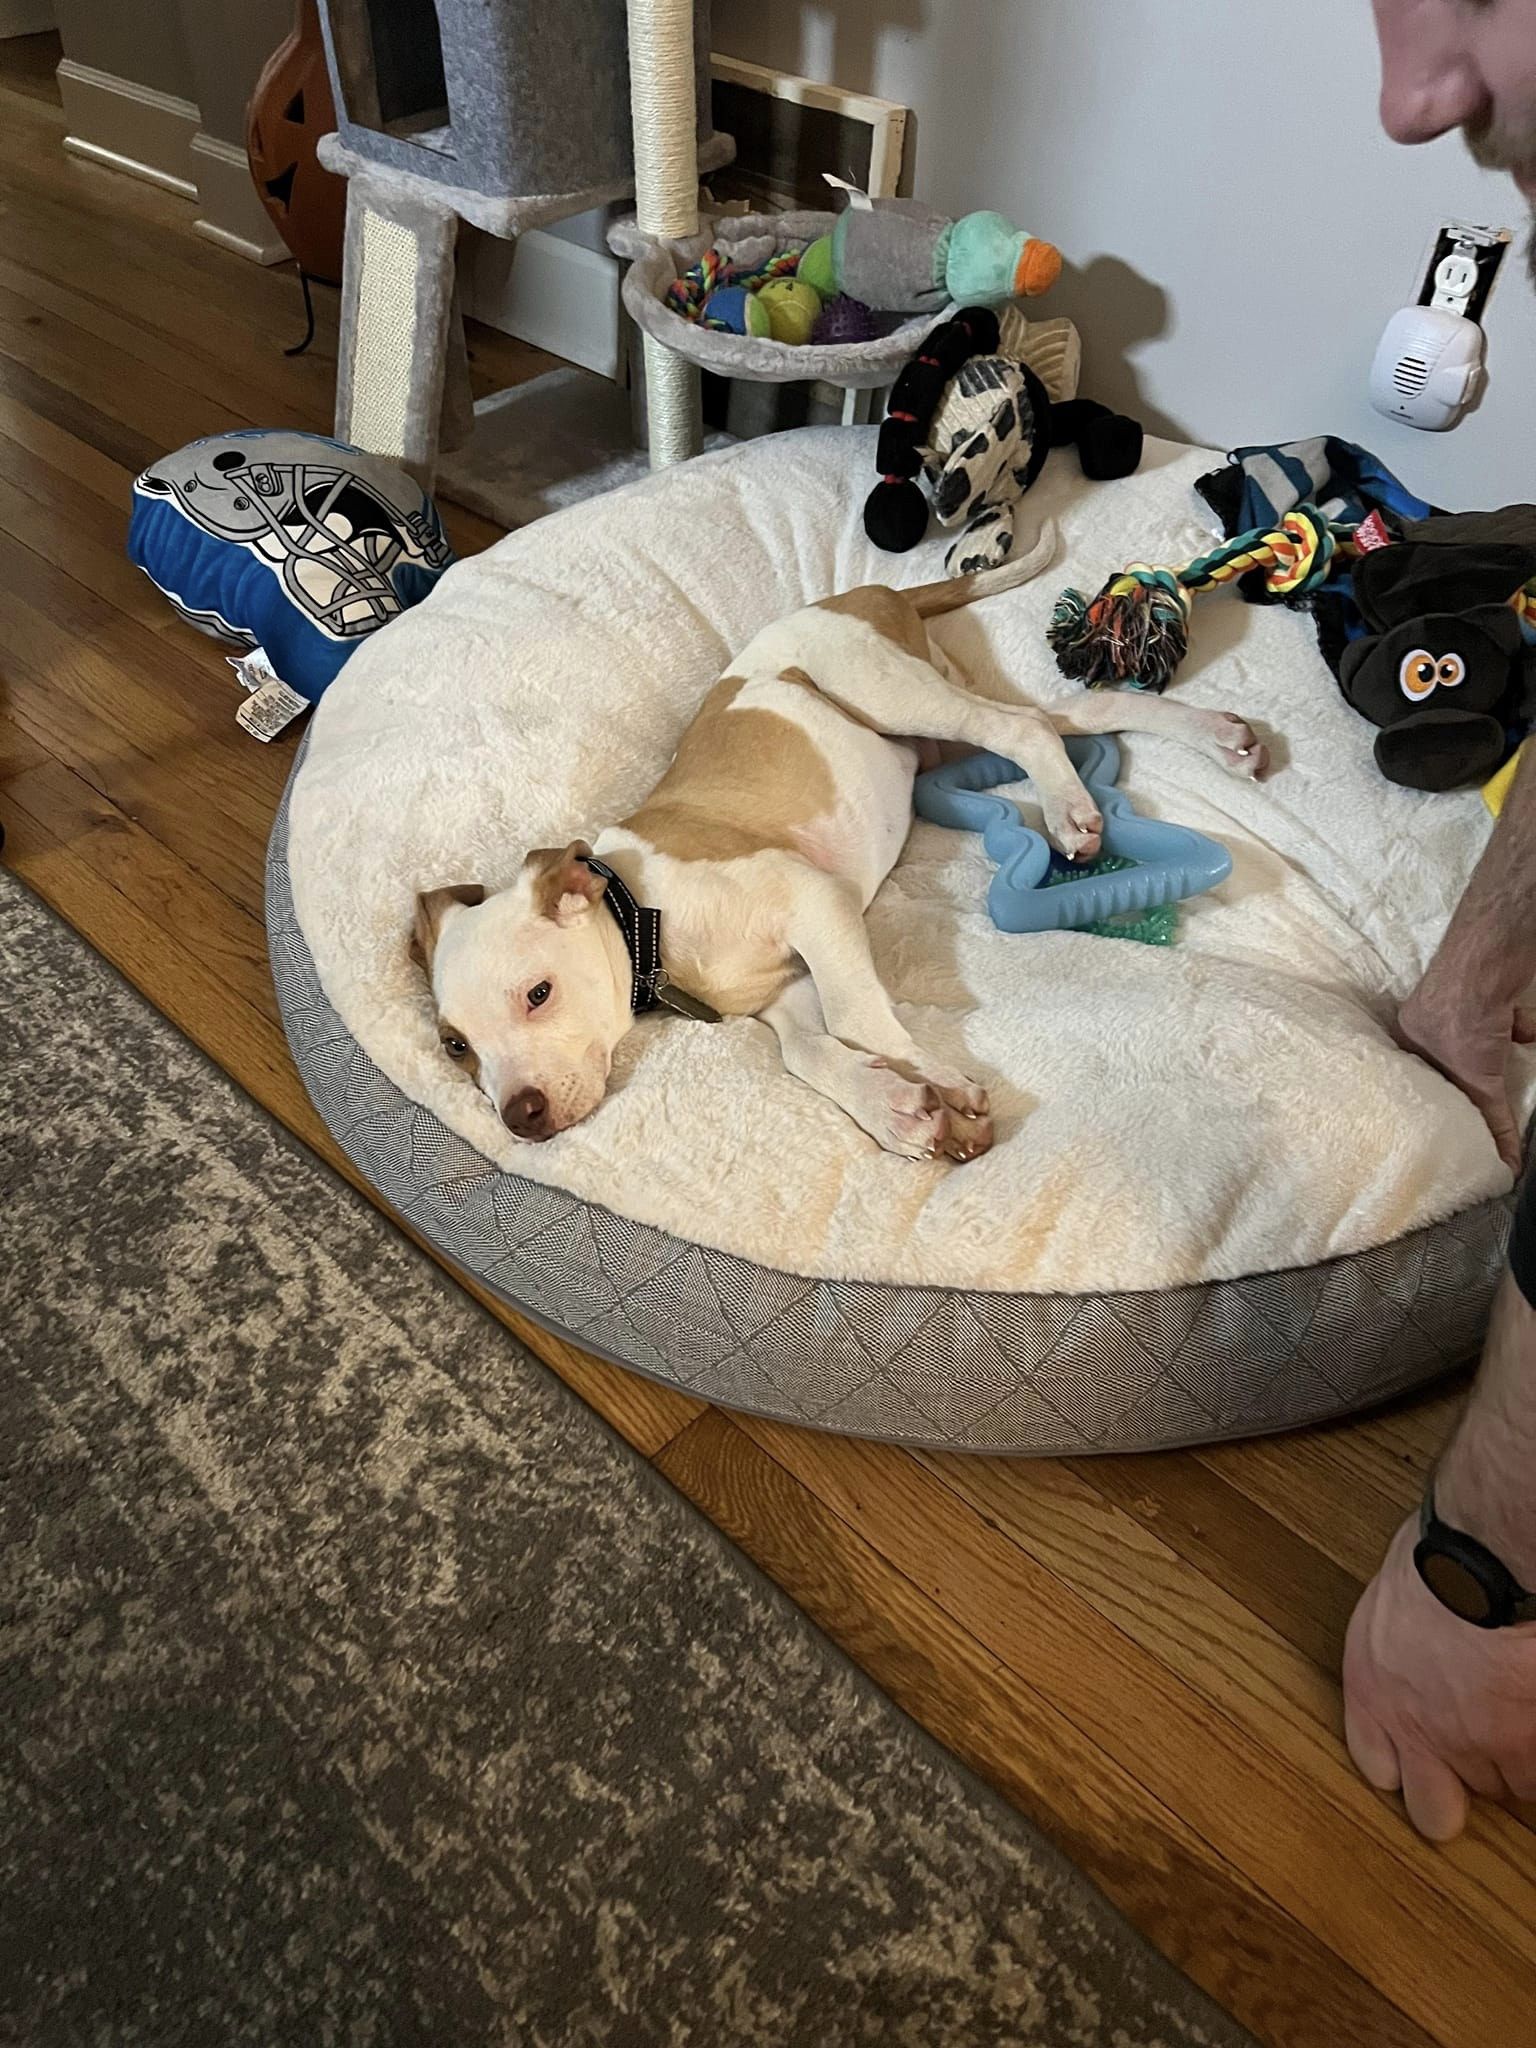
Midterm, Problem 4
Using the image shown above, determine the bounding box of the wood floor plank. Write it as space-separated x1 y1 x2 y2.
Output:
733 1420 1535 2045
0 267 315 437
658 1410 1440 2048
2 754 282 1028
1196 1428 1423 1582
1347 1382 1470 1477
1064 1446 1362 1674
0 711 47 783
0 291 254 453
0 436 167 633
919 1448 1536 1963
0 384 133 510
0 349 164 478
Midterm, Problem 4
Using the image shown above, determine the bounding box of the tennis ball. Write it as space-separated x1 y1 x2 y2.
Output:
757 278 823 347
797 234 837 299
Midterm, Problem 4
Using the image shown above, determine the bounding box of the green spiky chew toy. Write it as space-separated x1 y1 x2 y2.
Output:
798 202 1060 314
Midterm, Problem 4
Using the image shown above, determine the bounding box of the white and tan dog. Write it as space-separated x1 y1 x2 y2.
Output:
414 540 1267 1162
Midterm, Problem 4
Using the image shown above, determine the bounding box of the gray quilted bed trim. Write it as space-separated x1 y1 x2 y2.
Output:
267 778 1510 1456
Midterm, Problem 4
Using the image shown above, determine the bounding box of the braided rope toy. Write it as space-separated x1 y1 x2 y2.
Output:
664 246 802 326
1048 505 1355 692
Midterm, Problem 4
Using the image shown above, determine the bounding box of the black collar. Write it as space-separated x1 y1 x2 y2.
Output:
581 856 722 1023
580 856 662 1011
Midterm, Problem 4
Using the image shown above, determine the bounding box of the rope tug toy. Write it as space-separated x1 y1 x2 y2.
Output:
1047 505 1355 692
664 246 803 326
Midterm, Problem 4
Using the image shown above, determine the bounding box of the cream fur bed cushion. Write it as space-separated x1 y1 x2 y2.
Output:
287 428 1527 1295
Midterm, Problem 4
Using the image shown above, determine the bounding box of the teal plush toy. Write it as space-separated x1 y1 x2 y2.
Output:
798 201 1061 314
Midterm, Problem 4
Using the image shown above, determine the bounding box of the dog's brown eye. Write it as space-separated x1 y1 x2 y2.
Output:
528 981 552 1010
442 1035 469 1060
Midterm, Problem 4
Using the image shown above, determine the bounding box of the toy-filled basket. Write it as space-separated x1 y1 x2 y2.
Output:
608 210 947 388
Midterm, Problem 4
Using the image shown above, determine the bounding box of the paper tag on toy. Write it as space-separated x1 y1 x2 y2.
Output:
822 172 873 212
653 975 722 1023
227 648 309 741
228 645 277 693
1354 509 1395 553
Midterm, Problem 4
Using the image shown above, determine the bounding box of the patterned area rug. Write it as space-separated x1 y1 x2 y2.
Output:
0 869 1252 2048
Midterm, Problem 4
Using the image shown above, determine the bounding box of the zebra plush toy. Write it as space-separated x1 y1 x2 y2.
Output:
864 309 1143 575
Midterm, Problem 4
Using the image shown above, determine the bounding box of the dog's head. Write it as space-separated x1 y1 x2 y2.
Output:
412 842 633 1141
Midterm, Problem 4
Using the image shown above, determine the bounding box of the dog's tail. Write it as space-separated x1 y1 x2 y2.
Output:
903 519 1059 619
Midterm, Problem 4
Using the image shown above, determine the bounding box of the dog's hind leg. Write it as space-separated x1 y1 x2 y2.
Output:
813 637 1105 859
1042 686 1270 778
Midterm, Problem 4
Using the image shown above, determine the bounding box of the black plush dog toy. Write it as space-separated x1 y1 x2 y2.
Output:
1336 536 1536 791
864 307 1142 571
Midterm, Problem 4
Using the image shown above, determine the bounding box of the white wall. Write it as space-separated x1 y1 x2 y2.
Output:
714 0 1536 507
53 0 194 100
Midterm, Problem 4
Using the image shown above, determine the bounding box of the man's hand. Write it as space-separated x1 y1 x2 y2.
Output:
1396 978 1536 1175
1343 1517 1536 1841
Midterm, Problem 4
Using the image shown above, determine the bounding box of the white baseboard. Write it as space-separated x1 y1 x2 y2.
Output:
58 58 198 198
0 0 56 33
465 228 621 380
190 132 288 266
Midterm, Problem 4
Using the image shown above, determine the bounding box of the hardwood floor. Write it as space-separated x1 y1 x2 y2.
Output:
1 35 1530 2046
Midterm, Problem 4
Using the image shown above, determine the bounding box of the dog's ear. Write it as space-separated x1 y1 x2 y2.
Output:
525 840 605 928
411 882 485 971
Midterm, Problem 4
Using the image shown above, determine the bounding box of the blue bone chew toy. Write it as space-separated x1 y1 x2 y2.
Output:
913 734 1231 937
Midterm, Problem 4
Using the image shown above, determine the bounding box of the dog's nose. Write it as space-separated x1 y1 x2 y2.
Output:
502 1087 551 1140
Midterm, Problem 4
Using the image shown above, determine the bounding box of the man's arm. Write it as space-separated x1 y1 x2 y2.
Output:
1344 751 1536 1842
1396 744 1536 1172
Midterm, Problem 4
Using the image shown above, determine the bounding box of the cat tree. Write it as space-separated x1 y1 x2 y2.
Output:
314 0 727 486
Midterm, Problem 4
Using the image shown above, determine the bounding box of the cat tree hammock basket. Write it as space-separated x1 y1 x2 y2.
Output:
608 210 947 389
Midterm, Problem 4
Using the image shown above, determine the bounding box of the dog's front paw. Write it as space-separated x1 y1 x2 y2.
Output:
937 1099 994 1162
856 1065 994 1164
865 1073 948 1159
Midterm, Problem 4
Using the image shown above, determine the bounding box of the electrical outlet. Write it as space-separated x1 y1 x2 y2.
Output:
1416 221 1511 327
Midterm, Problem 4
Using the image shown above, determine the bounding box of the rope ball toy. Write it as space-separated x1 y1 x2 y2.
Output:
1047 506 1354 692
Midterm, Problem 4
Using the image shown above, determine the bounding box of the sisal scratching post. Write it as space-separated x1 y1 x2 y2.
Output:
627 0 702 467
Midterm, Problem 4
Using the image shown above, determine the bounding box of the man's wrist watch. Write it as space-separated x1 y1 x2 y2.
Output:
1414 1491 1536 1629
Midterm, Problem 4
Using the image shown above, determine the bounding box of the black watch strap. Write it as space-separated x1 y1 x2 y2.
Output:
1414 1491 1536 1629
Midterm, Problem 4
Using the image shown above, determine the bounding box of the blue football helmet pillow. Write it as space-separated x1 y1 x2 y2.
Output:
128 430 454 703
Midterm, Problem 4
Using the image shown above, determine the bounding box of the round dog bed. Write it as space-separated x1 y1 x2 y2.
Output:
269 428 1524 1453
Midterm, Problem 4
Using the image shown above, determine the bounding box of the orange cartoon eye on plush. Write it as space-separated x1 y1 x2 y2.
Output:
1434 652 1465 688
1398 649 1438 701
